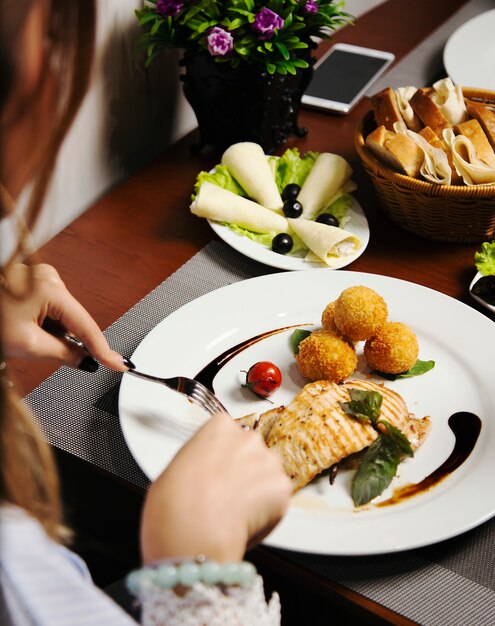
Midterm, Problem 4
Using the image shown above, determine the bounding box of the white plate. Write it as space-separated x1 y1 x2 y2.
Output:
470 270 495 313
119 271 495 555
208 195 370 271
444 9 495 89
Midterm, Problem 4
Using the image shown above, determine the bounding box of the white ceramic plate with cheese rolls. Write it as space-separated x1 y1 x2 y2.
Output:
190 142 370 271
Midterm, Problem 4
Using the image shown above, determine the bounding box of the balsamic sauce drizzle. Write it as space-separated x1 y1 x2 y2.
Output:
194 323 311 390
377 411 482 506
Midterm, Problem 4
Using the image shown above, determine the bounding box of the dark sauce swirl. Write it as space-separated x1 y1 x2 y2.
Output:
377 412 482 506
194 323 311 390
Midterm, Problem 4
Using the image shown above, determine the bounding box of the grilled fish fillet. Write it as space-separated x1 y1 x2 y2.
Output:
238 379 430 491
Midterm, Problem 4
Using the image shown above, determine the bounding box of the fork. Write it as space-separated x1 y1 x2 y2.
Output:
124 367 229 417
41 319 228 417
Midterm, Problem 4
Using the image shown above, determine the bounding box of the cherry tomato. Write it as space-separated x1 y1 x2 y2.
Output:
243 361 282 398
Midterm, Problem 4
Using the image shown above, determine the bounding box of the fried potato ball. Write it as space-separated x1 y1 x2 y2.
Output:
364 321 419 374
295 329 357 383
334 285 388 342
321 301 337 331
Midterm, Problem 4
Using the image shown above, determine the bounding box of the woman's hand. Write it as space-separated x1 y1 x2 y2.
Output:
1 263 126 371
140 413 292 564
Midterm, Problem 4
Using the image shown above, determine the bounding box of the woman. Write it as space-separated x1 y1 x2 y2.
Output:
0 1 291 624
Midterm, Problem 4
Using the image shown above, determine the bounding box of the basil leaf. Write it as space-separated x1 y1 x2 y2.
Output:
291 329 311 355
339 389 383 423
379 420 414 458
352 435 400 506
373 359 435 381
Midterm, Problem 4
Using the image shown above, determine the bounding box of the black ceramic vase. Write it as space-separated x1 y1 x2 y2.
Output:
180 52 314 154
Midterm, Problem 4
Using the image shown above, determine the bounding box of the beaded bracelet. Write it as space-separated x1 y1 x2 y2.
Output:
126 556 257 595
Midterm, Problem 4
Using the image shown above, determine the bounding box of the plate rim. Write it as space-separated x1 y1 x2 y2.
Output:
119 269 495 555
208 196 370 271
443 8 495 89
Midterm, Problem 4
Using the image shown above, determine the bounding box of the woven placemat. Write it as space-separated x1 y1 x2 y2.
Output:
367 0 495 94
25 241 495 625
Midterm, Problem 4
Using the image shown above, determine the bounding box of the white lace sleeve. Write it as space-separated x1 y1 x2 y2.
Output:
138 575 281 626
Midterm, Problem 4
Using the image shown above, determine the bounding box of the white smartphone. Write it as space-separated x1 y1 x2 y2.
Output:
302 43 395 114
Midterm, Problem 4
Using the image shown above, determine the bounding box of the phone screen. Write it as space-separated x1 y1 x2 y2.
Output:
304 48 392 106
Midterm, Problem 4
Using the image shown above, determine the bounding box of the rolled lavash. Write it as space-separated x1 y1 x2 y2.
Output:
297 153 352 220
288 218 360 266
190 182 288 233
221 142 283 210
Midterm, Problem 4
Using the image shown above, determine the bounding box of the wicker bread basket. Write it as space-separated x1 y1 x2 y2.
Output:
355 87 495 243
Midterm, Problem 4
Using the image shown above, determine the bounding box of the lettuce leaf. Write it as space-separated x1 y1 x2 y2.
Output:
274 148 319 191
193 165 245 199
474 241 495 276
317 193 353 227
225 223 308 254
223 224 274 247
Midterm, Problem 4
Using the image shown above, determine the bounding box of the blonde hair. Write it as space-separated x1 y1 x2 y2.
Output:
0 0 96 542
0 386 70 542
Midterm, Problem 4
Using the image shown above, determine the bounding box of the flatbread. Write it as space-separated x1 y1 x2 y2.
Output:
288 218 361 266
404 129 452 185
191 182 289 233
297 153 352 220
443 128 495 185
431 77 467 126
221 142 283 210
395 86 422 131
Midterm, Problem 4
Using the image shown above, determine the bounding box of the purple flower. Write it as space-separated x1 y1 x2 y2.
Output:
252 8 284 40
206 26 234 56
156 0 184 18
304 0 318 13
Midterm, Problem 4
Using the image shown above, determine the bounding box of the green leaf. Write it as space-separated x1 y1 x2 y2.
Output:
223 224 275 247
150 18 164 35
379 420 414 457
373 359 435 381
229 18 243 29
291 57 309 67
136 11 160 26
314 192 352 227
339 389 383 423
352 435 401 506
475 241 495 276
274 42 290 60
275 148 319 191
193 165 246 198
291 329 312 355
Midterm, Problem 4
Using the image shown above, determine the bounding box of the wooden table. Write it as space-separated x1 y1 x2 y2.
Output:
9 0 494 623
11 0 489 398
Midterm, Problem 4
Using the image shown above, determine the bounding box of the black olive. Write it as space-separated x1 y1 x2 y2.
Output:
316 213 339 227
281 183 301 201
272 233 293 255
283 199 303 218
471 275 495 305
